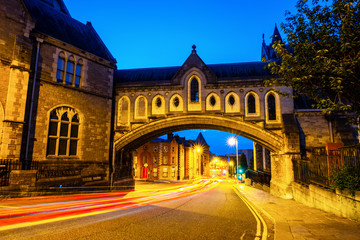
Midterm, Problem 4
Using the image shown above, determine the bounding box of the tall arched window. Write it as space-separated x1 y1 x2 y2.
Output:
75 59 83 88
65 56 75 85
137 97 146 117
56 53 65 83
47 107 80 156
190 78 199 102
248 94 256 114
267 94 276 120
118 97 130 126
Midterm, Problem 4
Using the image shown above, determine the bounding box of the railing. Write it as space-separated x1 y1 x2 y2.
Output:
293 145 360 188
246 169 271 186
0 159 22 186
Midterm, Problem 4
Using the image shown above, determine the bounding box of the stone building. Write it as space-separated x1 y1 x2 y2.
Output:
133 133 210 181
0 0 116 190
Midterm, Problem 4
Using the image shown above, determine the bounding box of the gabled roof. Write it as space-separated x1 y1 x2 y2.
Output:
23 0 116 63
196 132 208 146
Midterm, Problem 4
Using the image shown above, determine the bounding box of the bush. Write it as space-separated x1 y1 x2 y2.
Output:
330 166 360 197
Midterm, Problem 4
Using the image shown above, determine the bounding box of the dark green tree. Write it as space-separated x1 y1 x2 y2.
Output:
239 153 248 172
266 0 360 118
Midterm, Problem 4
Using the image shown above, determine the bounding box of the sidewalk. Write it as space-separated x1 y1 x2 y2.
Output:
235 184 360 240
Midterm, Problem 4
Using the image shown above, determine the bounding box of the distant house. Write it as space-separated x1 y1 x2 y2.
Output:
133 133 210 180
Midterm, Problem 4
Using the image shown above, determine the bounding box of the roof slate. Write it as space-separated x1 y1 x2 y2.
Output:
23 0 115 62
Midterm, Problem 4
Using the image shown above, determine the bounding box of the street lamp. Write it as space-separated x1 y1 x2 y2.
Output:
227 136 239 183
193 144 203 178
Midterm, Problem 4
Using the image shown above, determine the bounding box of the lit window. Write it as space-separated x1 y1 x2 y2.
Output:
143 156 147 164
268 94 276 120
163 156 168 164
164 146 168 152
153 168 158 177
171 168 175 177
47 107 79 156
56 54 65 83
190 77 199 102
163 168 168 177
248 94 256 113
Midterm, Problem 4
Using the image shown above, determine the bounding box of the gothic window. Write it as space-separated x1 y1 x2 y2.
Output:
56 53 65 83
65 56 75 85
228 95 235 106
190 77 199 102
75 59 83 88
137 97 146 117
268 94 277 120
47 107 79 156
118 97 130 126
248 94 256 114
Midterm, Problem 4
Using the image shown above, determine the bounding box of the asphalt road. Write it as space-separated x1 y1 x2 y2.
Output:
1 182 271 240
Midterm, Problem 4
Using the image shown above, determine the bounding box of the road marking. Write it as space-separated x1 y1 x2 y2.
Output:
233 185 268 240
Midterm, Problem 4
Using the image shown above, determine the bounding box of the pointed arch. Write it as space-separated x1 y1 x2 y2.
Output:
205 92 221 111
134 95 148 120
265 90 281 123
118 95 131 126
245 91 260 117
225 91 240 113
151 94 166 115
190 76 199 102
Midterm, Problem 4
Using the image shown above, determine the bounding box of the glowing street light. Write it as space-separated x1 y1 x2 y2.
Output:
227 136 239 183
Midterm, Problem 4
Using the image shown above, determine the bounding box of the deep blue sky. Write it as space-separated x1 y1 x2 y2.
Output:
63 0 298 155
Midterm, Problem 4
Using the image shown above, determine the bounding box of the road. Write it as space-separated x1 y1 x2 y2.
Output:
0 180 272 240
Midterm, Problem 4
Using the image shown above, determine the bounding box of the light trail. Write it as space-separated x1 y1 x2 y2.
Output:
0 179 219 231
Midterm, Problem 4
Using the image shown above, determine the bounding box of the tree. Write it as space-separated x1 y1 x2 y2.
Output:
239 153 248 172
266 0 360 118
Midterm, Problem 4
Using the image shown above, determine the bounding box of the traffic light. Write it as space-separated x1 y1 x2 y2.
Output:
238 174 242 180
238 168 243 174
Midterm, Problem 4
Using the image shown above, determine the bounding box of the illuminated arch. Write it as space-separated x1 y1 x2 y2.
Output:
225 91 240 113
134 95 148 120
118 95 131 126
245 91 260 117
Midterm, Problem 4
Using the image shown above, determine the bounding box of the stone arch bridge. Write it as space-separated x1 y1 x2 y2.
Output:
112 47 354 198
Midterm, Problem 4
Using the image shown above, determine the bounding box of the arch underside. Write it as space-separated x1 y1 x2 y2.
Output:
115 115 283 153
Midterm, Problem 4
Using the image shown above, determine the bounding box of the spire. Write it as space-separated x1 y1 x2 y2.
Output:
271 24 282 45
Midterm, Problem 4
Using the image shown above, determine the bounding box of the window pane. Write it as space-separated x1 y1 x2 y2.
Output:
66 61 74 85
61 112 69 121
58 139 67 155
49 122 58 136
57 57 64 71
75 76 80 88
268 94 276 120
190 78 199 102
66 73 72 85
71 124 78 138
248 95 256 113
72 114 79 123
69 140 77 156
50 110 58 120
60 123 69 137
56 70 63 83
47 138 56 155
76 64 82 76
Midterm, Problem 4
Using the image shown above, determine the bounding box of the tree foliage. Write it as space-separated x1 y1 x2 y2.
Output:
239 153 248 171
266 0 360 117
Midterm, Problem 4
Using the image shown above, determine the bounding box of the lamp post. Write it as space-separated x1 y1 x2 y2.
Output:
227 136 238 183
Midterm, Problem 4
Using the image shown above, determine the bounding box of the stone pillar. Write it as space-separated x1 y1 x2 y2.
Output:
113 148 135 189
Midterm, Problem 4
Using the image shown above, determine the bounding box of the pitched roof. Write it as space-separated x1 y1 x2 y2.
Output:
196 132 208 146
23 0 116 63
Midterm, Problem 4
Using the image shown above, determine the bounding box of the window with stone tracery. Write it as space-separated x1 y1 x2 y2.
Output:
47 107 80 156
56 52 83 88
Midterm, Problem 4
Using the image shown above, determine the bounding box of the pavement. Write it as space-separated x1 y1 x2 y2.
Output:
235 184 360 240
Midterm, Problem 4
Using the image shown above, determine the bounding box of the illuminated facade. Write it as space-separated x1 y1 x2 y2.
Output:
133 133 210 180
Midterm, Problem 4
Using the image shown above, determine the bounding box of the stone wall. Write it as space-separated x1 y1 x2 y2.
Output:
292 182 360 221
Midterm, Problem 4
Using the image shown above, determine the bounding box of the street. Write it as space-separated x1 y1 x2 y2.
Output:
0 180 272 240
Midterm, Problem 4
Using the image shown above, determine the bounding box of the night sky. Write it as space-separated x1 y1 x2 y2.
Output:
63 0 298 155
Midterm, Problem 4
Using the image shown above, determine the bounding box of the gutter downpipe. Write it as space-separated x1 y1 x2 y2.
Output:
24 38 42 170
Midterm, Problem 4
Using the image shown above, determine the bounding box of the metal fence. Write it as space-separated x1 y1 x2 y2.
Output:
246 169 271 186
293 145 360 188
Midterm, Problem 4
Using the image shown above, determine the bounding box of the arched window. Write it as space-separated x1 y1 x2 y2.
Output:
75 59 83 88
173 97 179 107
228 95 235 106
118 97 130 126
248 94 256 114
56 53 65 83
47 107 80 156
137 97 146 117
66 56 75 85
210 96 216 106
190 78 199 102
267 94 276 120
